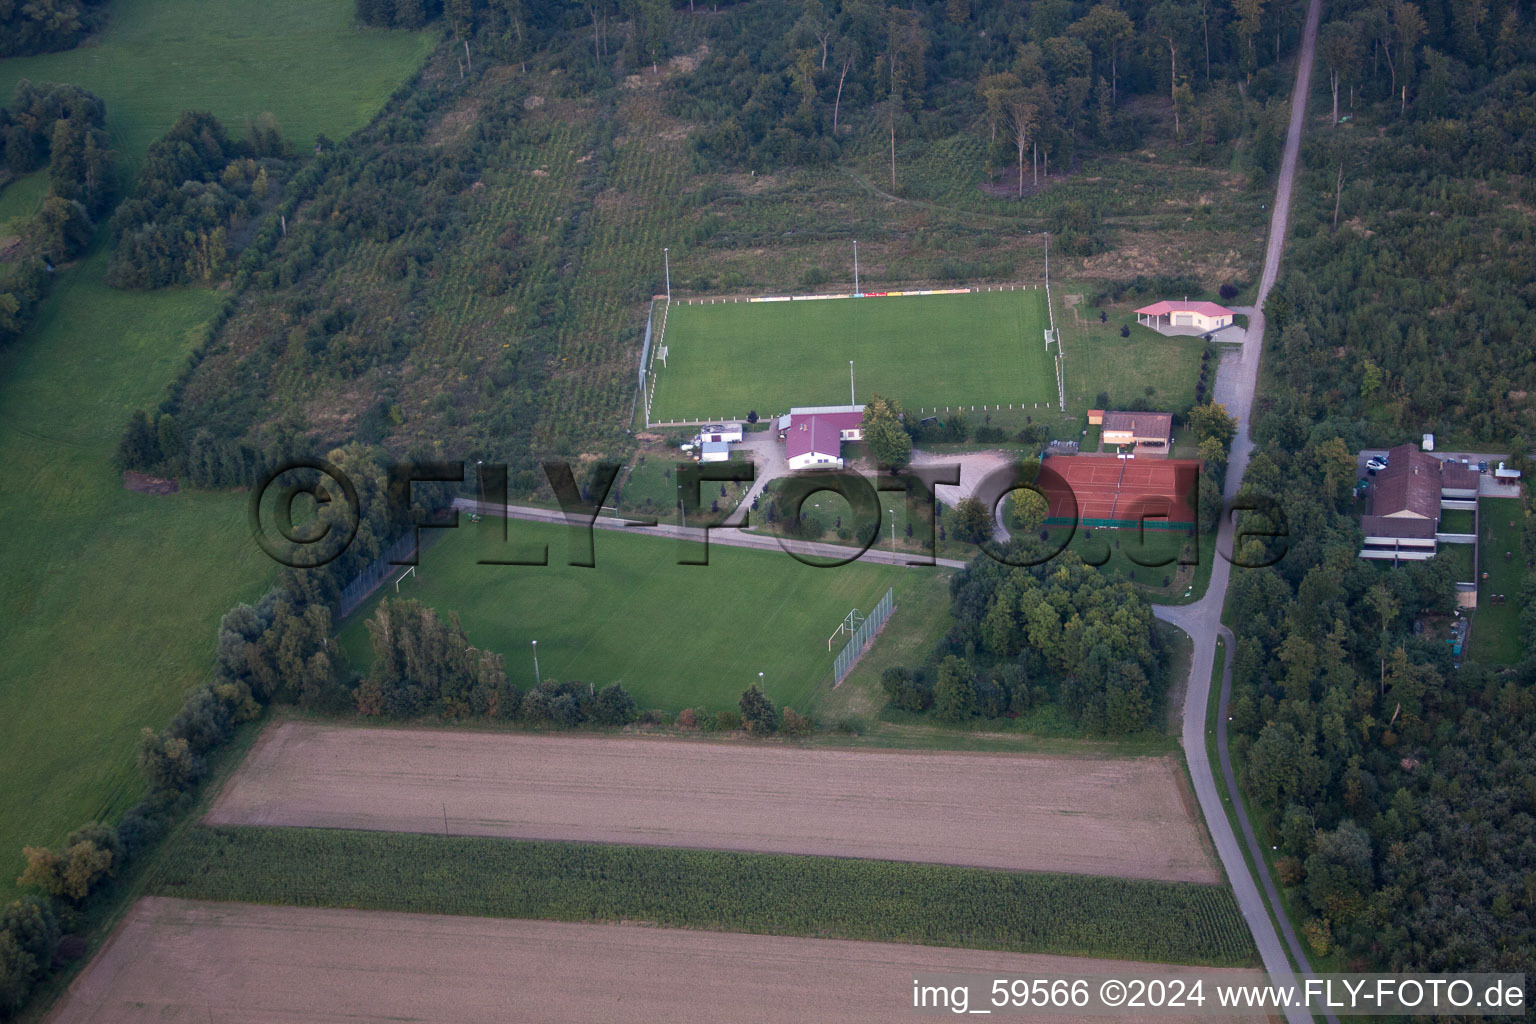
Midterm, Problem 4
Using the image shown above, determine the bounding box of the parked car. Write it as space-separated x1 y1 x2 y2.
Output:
1479 460 1489 473
1366 457 1388 471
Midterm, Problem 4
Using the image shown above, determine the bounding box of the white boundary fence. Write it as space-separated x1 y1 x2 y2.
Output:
646 284 1053 428
832 587 895 685
1042 236 1066 413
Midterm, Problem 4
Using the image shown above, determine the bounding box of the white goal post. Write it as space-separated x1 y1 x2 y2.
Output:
393 565 416 591
827 607 866 651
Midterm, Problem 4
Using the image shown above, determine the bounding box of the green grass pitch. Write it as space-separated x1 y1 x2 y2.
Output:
648 288 1055 422
338 518 937 713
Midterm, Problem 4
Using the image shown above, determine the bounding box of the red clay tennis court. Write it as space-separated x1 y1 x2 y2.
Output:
1041 456 1201 529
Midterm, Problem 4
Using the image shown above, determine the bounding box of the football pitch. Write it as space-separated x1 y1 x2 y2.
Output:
338 518 945 713
648 288 1056 422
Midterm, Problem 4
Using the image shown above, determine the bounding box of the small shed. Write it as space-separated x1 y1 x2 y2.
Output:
1101 410 1173 450
699 441 731 463
700 423 743 444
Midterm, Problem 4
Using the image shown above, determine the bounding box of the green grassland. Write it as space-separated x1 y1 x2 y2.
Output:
1054 526 1213 603
1438 507 1475 534
0 0 435 900
0 254 268 900
1473 498 1524 664
338 517 942 713
611 455 750 519
1057 296 1212 413
0 169 49 231
1437 541 1475 584
0 0 434 170
649 288 1055 422
152 825 1258 967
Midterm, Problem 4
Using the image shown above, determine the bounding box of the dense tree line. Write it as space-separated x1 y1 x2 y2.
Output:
106 111 289 289
1263 0 1536 445
0 81 113 349
357 596 645 725
884 548 1165 735
0 0 110 58
676 0 1302 190
0 894 59 1015
355 0 544 69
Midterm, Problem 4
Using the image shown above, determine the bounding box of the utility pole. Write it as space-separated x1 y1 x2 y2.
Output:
531 640 541 686
853 240 859 295
663 248 671 301
849 361 855 406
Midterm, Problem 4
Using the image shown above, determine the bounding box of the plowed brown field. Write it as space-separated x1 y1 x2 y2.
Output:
207 723 1218 883
48 898 1269 1024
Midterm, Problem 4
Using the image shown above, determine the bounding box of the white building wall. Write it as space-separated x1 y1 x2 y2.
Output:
787 452 842 471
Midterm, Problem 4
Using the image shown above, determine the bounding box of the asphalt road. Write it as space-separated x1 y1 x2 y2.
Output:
1154 2 1327 1022
451 498 970 569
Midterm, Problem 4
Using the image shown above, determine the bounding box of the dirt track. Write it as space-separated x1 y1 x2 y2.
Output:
207 722 1219 883
48 898 1269 1024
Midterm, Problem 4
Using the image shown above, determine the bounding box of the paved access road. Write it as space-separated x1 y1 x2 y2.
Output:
1154 2 1327 1023
452 498 970 569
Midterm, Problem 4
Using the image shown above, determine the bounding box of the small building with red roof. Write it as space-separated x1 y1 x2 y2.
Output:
782 404 865 470
1134 300 1236 332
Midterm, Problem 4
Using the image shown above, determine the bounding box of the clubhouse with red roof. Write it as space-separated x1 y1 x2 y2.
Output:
777 405 865 470
1134 300 1236 333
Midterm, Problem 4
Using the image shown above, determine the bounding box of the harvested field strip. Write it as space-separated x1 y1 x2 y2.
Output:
54 898 1268 1024
207 723 1220 883
151 826 1258 967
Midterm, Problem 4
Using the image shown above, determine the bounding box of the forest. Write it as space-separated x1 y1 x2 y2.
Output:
1228 0 1536 978
1264 0 1536 446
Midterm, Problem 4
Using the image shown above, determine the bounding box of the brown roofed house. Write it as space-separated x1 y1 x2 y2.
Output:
1370 443 1443 521
1439 459 1480 495
1360 515 1439 541
1100 411 1173 450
